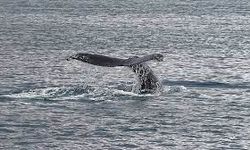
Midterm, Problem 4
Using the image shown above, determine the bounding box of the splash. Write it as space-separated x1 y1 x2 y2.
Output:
113 89 155 97
4 85 93 100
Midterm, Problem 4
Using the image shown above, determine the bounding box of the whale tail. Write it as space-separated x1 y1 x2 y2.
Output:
67 53 163 67
129 63 162 94
67 53 164 94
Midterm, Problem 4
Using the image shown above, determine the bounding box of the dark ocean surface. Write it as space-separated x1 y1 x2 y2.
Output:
0 0 250 149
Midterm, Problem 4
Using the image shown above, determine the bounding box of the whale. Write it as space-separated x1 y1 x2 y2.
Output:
67 53 163 94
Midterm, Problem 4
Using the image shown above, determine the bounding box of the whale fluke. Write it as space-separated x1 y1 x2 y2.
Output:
67 53 163 94
67 53 163 67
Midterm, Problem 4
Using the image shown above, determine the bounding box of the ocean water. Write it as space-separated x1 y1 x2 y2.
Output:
0 0 250 149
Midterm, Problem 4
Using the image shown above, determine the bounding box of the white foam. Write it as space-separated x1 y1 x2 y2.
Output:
164 86 187 94
112 89 156 97
4 85 90 99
